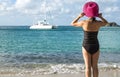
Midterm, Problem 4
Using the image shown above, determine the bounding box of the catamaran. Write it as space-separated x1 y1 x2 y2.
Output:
30 0 56 29
30 20 56 29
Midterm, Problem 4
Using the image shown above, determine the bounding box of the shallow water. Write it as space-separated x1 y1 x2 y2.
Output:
0 26 120 74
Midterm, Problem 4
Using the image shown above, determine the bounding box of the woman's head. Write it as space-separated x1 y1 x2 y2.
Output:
83 1 99 17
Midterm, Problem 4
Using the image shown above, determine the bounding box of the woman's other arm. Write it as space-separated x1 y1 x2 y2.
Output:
98 13 108 26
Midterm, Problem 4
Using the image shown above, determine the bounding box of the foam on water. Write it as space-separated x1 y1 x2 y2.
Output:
0 63 119 76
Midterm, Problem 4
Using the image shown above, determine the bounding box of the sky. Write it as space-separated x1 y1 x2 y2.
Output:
0 0 120 26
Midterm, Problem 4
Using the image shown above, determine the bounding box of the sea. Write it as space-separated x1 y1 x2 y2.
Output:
0 26 120 75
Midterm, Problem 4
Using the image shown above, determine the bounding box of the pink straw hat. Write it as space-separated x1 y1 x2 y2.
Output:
83 1 99 17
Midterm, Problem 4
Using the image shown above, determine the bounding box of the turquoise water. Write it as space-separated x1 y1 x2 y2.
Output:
0 26 120 64
0 26 120 75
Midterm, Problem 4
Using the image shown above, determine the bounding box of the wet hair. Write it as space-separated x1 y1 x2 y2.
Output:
91 17 96 22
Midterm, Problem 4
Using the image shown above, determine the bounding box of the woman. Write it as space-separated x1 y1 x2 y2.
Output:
71 2 108 77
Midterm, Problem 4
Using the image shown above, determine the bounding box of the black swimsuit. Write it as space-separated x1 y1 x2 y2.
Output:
82 31 99 55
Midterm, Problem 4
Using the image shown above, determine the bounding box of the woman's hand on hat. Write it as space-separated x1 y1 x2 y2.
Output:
79 13 85 17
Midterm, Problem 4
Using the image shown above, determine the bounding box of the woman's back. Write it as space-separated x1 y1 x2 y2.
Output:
82 19 104 31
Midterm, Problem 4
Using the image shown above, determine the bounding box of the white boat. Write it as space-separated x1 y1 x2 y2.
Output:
30 0 56 30
30 20 56 29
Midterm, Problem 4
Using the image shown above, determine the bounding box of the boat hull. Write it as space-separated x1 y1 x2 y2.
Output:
30 25 54 29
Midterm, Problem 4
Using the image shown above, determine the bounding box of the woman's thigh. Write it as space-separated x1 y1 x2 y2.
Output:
82 47 92 67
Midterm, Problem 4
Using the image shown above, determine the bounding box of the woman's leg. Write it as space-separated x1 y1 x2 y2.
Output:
82 47 92 77
91 51 100 77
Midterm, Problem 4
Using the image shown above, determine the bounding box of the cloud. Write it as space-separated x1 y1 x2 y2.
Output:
1 0 118 15
87 0 117 2
0 2 5 11
0 0 86 15
0 2 9 15
104 6 120 13
14 0 31 8
0 0 15 15
11 0 63 15
0 0 120 25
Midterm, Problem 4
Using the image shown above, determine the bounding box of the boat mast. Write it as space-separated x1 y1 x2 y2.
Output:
44 0 47 24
